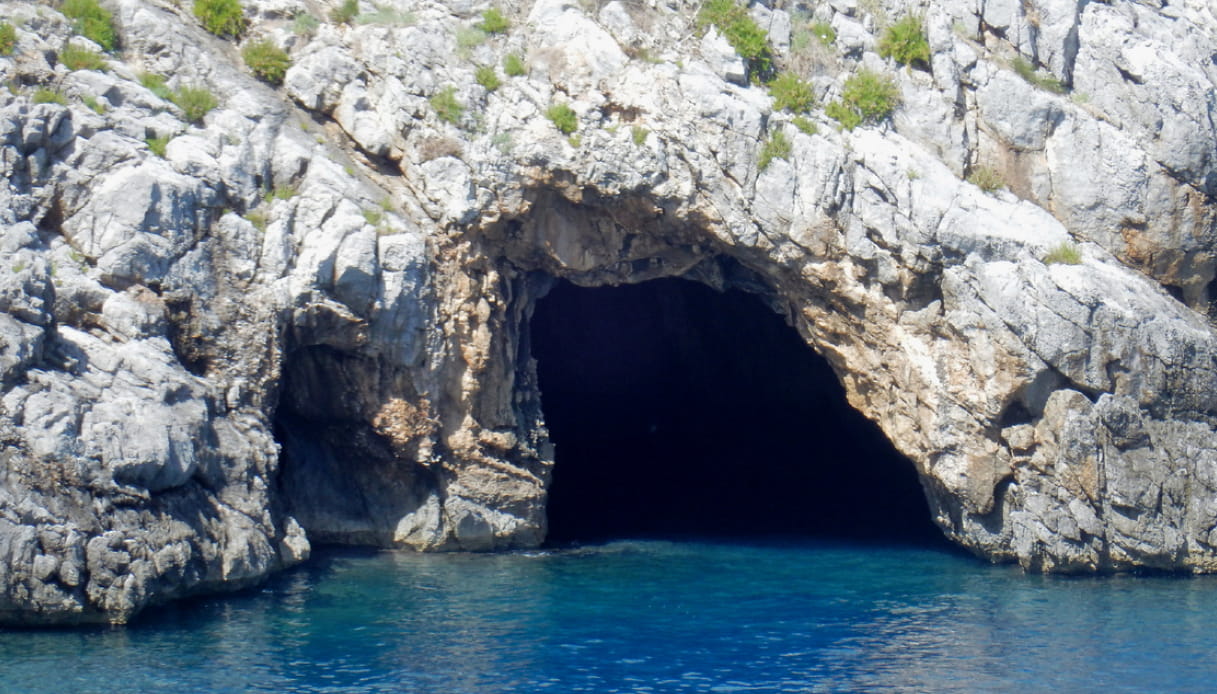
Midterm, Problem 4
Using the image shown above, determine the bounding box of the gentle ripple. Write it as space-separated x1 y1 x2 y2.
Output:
4 539 1217 693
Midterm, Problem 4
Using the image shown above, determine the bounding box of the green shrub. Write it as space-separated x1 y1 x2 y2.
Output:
139 72 172 99
194 0 245 37
62 0 117 51
792 115 817 135
242 39 290 85
146 135 169 157
757 129 791 171
0 22 17 56
503 53 526 76
811 21 835 46
33 88 67 105
697 0 772 79
1043 242 1082 265
878 14 929 68
362 208 382 225
631 125 648 145
545 103 577 134
60 43 108 71
1011 56 1067 94
475 65 501 92
292 13 320 35
477 7 509 34
768 72 815 113
171 85 218 123
827 69 898 130
966 166 1004 193
430 86 463 125
330 0 358 24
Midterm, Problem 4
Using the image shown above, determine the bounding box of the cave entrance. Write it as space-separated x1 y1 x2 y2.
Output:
530 276 943 545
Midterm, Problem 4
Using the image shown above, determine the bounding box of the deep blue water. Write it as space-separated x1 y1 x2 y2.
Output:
4 539 1217 693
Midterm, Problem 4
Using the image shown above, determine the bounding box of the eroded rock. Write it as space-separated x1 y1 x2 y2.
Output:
1 0 1217 625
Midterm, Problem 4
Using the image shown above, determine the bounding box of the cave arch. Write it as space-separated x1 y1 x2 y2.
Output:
528 274 943 545
270 190 969 553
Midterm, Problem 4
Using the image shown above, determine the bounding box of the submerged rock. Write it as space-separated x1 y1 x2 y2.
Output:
0 0 1216 623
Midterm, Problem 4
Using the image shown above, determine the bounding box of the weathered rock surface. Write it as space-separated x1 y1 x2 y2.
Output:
1 0 1216 623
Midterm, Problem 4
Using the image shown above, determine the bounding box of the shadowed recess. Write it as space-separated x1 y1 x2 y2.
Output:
531 277 944 545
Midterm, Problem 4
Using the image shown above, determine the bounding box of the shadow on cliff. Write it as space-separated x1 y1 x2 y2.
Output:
530 276 948 548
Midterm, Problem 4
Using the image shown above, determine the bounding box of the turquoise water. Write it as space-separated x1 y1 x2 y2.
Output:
4 539 1217 693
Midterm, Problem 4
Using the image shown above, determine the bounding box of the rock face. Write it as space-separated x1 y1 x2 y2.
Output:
0 0 1216 622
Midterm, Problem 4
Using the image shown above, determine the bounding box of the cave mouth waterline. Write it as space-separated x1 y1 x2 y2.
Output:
530 276 947 548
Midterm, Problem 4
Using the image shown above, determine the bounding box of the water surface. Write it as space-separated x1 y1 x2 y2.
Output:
4 539 1216 692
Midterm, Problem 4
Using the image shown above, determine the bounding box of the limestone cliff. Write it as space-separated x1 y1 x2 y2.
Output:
1 0 1216 623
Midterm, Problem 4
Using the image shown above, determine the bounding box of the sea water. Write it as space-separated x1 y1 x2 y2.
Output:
4 539 1217 693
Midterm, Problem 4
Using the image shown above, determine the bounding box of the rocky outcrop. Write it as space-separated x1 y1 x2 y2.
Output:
1 0 1215 623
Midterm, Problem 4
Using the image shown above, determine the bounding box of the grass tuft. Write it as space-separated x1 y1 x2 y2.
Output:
545 103 578 135
292 13 320 35
475 65 501 92
455 26 486 56
697 0 772 80
826 69 899 130
477 7 509 34
767 72 815 113
146 135 170 157
811 21 835 46
966 166 1005 193
1011 56 1067 94
60 43 108 71
193 0 245 38
0 22 17 55
171 85 219 124
878 14 929 68
82 94 106 113
242 39 291 85
33 88 67 105
265 185 297 203
356 6 414 25
430 86 463 125
503 53 526 77
792 115 817 136
330 0 358 25
244 209 268 232
62 0 118 51
758 129 791 171
139 72 172 100
1043 242 1082 265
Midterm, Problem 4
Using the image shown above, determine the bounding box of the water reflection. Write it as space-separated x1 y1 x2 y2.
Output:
3 542 1217 693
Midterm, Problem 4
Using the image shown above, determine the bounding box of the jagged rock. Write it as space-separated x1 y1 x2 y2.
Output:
1 0 1217 625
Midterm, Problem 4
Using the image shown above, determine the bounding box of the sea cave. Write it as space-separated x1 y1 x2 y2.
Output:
529 276 943 546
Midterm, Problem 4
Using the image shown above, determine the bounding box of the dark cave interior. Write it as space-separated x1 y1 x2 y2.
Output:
530 276 944 546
